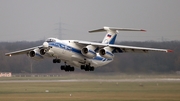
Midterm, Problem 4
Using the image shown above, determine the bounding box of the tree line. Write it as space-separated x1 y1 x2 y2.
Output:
0 40 179 73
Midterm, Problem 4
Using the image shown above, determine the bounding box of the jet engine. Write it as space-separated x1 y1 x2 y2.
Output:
28 49 43 59
99 47 114 59
81 45 97 58
39 48 55 57
39 49 46 55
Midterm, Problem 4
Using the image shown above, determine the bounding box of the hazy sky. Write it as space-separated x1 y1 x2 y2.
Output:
0 0 180 42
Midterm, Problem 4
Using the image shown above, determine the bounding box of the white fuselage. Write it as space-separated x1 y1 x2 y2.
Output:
45 38 113 69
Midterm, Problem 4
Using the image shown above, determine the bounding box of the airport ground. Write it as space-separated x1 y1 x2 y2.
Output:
0 74 180 101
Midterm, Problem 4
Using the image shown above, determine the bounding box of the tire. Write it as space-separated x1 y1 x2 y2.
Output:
90 67 94 71
57 59 61 63
81 65 85 70
70 67 75 71
53 59 56 63
61 65 65 70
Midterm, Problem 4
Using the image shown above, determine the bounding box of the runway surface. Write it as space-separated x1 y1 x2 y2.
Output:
0 78 180 83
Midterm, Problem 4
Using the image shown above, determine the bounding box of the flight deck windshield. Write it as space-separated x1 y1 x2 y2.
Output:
46 38 56 42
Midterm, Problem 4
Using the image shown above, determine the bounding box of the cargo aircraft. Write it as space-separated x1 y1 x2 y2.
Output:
5 27 172 71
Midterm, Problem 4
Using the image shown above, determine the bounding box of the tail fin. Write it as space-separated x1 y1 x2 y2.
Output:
89 26 146 44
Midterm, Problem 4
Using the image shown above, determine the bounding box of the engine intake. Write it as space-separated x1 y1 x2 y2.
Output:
40 49 46 55
99 47 114 59
29 51 35 57
81 45 97 58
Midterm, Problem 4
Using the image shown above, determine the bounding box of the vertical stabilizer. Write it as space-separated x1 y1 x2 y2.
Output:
102 27 118 44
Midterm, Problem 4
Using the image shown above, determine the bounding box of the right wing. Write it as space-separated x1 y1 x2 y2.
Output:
5 46 42 56
74 40 172 53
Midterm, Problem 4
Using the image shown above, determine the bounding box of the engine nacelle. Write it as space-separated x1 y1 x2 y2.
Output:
28 49 43 59
81 45 97 58
40 48 55 57
99 47 114 59
40 49 46 55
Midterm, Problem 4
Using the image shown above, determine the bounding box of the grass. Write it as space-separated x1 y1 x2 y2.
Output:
0 81 180 101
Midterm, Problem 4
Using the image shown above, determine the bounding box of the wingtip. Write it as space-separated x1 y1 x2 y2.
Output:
167 50 173 53
5 54 11 57
141 29 146 32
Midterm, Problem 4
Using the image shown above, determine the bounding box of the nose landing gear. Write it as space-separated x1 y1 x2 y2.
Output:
53 59 61 63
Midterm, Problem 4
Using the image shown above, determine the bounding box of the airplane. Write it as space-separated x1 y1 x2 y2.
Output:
5 27 172 72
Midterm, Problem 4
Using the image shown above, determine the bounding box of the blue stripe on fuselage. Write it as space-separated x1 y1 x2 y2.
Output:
48 42 112 61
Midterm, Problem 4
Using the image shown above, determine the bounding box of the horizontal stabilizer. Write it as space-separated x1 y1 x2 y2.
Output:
89 26 146 33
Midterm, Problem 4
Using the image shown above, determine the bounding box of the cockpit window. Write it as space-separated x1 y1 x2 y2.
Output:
46 38 56 42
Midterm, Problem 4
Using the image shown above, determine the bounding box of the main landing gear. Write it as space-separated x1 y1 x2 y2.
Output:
53 59 94 72
81 65 94 71
60 65 75 72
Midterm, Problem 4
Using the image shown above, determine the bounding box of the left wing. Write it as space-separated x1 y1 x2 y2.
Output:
74 41 172 53
5 46 42 56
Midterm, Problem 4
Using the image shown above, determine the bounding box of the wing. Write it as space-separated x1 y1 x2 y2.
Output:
74 41 172 53
5 46 42 56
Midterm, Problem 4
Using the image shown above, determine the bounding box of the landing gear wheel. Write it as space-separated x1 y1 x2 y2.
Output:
53 59 61 63
61 65 65 70
90 67 94 71
57 59 61 63
53 59 57 63
61 65 75 72
70 67 75 71
81 65 95 71
81 65 85 70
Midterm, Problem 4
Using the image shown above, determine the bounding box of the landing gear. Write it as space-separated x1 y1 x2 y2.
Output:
53 59 61 63
81 65 94 71
60 65 75 72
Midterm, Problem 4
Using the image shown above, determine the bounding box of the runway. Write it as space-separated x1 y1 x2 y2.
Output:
0 78 180 83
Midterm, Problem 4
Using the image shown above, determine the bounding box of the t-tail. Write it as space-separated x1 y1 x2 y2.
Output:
89 26 146 44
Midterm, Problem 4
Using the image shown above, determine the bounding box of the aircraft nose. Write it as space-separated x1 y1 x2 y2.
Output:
43 42 49 48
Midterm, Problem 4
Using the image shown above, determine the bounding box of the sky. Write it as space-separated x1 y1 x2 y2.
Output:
0 0 180 42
